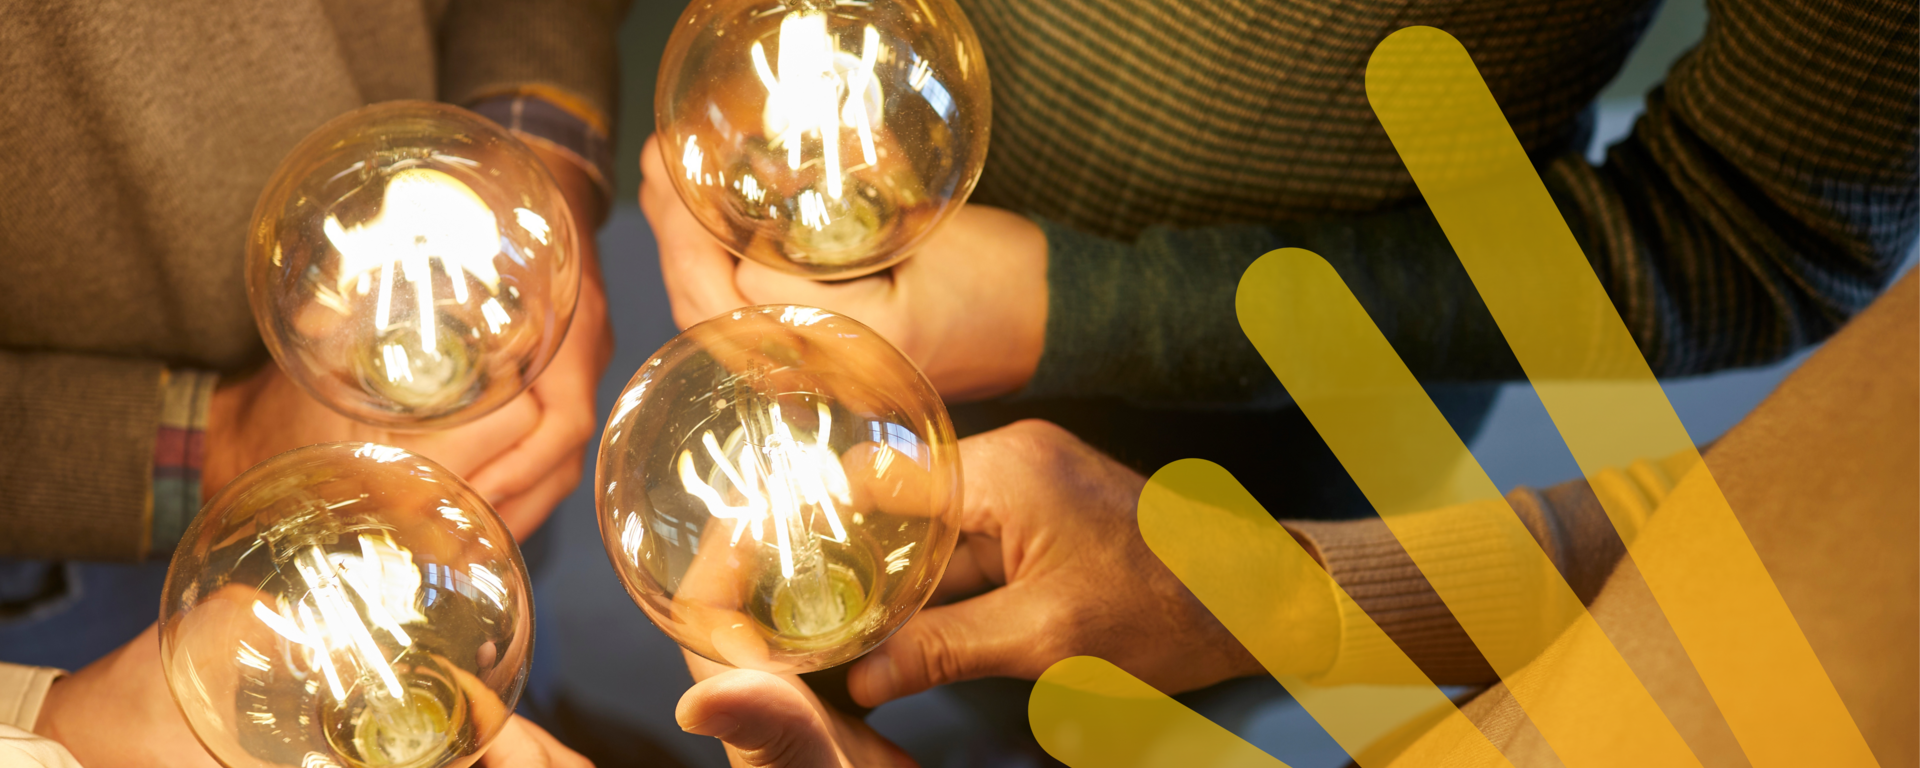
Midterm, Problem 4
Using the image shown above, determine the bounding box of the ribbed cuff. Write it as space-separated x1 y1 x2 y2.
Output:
468 91 614 204
0 664 64 731
1290 502 1536 686
1019 218 1134 401
1015 217 1290 406
152 368 215 557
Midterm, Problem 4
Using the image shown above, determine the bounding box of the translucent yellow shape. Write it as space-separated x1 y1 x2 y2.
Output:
1030 656 1290 768
1239 249 1698 768
1367 25 1878 767
1140 459 1512 767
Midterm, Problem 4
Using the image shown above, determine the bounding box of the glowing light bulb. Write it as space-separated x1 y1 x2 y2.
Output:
657 0 991 279
248 101 580 430
596 305 961 673
162 443 532 768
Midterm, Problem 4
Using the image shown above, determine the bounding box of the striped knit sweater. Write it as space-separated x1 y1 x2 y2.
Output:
955 0 1918 404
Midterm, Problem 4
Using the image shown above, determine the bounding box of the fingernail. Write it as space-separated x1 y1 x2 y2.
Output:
682 714 738 739
853 651 897 705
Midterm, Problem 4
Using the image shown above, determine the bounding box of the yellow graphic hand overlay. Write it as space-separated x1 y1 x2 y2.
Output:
1028 25 1877 768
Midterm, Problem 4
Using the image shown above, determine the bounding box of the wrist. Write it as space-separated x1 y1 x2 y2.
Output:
923 207 1048 401
201 371 263 504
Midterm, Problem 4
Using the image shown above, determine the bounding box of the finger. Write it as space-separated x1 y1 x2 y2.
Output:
952 420 1101 536
394 392 542 478
465 378 593 505
479 716 593 768
928 534 1001 605
731 261 912 346
640 134 751 328
679 669 844 768
732 259 883 307
486 446 586 540
846 584 1045 707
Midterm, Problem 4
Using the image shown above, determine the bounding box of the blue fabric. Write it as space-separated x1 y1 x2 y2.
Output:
0 557 169 670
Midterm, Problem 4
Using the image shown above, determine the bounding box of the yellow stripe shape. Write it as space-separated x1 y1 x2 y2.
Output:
1239 249 1699 767
1030 457 1509 768
1030 656 1291 768
1139 459 1512 767
1367 26 1878 767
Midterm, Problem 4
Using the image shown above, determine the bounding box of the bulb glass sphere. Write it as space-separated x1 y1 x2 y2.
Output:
657 0 990 279
162 443 532 768
597 306 961 673
248 101 580 431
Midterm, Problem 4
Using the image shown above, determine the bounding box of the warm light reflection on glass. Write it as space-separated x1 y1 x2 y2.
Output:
657 0 990 278
248 101 579 430
751 14 883 203
597 305 962 673
162 443 532 768
679 401 854 584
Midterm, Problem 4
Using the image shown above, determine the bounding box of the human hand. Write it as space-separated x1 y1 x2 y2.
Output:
461 141 616 536
678 653 916 768
843 420 1261 707
202 362 541 515
32 624 219 768
32 624 590 768
639 134 1048 402
205 143 614 539
477 715 594 768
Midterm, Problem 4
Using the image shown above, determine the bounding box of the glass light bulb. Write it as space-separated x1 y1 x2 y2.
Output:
596 305 961 673
248 101 580 431
161 443 532 768
657 0 990 279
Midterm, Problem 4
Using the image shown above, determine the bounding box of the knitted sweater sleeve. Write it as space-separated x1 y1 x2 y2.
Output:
1019 0 1917 406
1283 452 1697 686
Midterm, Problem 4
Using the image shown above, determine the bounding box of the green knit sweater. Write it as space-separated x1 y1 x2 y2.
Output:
955 0 1918 406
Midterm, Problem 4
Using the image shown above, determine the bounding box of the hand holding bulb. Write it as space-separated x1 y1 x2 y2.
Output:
31 623 586 768
158 443 540 768
212 100 614 533
655 0 991 280
663 422 1259 765
597 306 962 678
643 134 1048 402
248 101 581 432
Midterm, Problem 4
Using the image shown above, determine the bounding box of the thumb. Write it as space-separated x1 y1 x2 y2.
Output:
679 670 843 768
478 716 591 768
847 584 1044 708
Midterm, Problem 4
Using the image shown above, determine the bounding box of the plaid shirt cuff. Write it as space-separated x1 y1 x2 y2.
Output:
468 92 615 205
152 368 215 556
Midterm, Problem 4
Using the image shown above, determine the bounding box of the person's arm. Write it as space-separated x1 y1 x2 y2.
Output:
432 0 629 526
1021 0 1916 405
1284 451 1695 686
0 351 199 561
647 0 1915 406
439 0 628 206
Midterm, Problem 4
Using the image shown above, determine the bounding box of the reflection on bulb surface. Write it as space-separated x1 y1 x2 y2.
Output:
597 306 961 673
162 443 531 768
658 0 990 279
249 101 580 431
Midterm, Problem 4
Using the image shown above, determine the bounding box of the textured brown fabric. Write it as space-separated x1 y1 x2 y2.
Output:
0 0 626 560
1286 478 1637 685
438 0 628 122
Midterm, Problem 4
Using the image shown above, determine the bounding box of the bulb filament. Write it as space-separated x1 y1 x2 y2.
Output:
322 168 512 384
680 400 856 634
752 14 884 203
